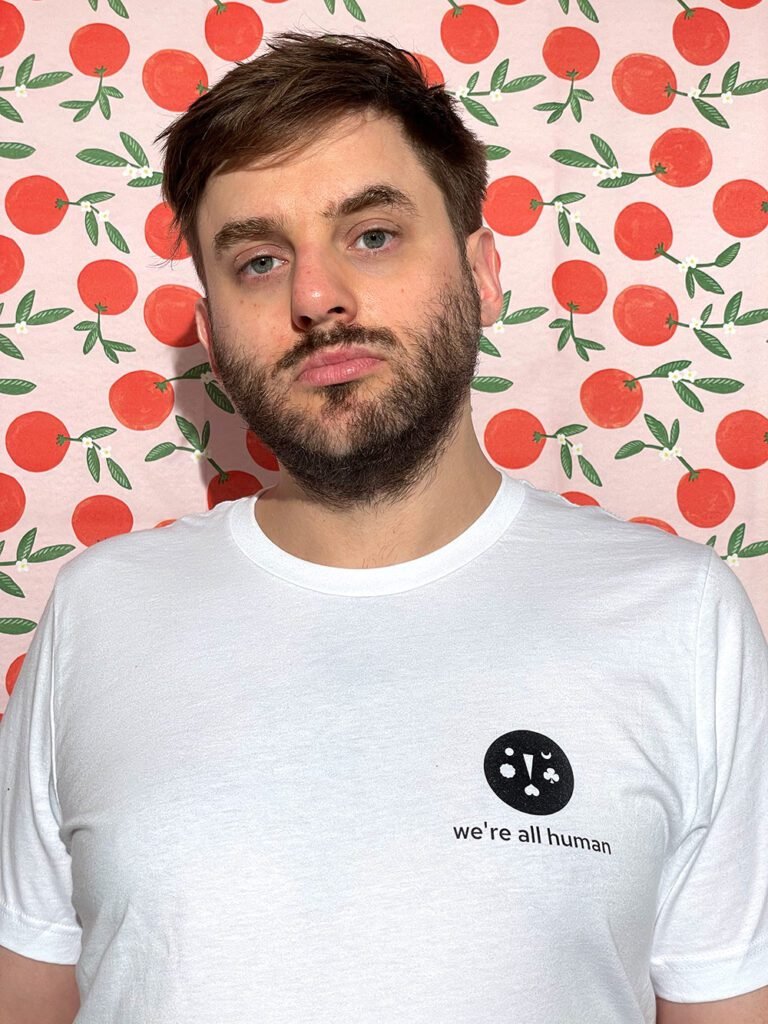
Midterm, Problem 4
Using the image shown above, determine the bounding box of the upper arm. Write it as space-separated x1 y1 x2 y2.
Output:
656 986 768 1024
0 945 80 1024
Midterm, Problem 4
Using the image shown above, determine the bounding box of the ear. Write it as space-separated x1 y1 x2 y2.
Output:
194 295 220 377
464 227 504 329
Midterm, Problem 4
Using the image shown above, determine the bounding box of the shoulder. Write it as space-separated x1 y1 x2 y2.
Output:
53 496 246 602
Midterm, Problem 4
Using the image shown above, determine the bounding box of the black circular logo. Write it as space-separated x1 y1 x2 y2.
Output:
484 730 574 816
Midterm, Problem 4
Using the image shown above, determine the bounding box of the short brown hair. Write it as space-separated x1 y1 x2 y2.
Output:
155 32 489 286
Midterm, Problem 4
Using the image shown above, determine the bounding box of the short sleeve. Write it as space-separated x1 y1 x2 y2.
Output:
0 584 81 963
650 548 768 1002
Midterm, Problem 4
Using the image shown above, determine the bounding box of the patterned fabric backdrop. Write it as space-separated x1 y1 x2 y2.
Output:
1 0 767 719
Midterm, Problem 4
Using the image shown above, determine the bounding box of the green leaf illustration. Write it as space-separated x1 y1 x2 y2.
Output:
556 424 587 436
176 415 201 449
15 55 34 86
503 74 545 93
693 377 743 393
499 290 511 319
0 378 36 394
558 210 570 245
735 308 768 325
576 0 598 21
491 59 509 91
86 445 100 481
461 95 497 126
669 419 680 447
205 381 235 414
471 375 514 393
105 222 129 253
576 222 599 254
693 97 729 128
120 131 147 165
578 455 601 486
201 421 211 451
0 572 24 598
27 307 72 325
728 523 745 556
722 62 739 93
550 148 599 168
590 134 617 167
106 458 131 489
561 443 573 478
724 292 742 322
505 306 548 324
733 79 768 95
0 97 23 123
27 544 74 563
486 145 510 160
651 360 691 377
26 71 72 89
673 381 704 412
85 209 98 245
739 541 768 558
343 0 365 20
146 442 177 461
0 142 35 159
17 528 36 561
691 268 723 294
0 617 37 634
694 328 731 358
76 148 130 167
713 242 740 267
15 291 34 322
644 413 669 448
597 173 640 188
615 440 646 459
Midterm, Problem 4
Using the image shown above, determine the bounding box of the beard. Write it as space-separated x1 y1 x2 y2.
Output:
208 262 483 513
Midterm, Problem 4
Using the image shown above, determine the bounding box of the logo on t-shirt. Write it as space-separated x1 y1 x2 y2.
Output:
484 730 574 815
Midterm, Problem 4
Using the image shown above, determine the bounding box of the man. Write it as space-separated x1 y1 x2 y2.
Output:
0 32 766 1024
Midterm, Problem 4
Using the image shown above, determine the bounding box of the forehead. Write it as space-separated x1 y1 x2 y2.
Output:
196 112 446 242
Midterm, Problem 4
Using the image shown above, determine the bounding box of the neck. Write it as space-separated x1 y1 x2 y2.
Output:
253 404 502 569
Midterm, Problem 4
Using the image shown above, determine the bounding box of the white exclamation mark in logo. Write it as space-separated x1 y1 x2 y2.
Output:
524 753 540 797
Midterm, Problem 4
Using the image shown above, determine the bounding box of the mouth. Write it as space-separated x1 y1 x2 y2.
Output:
296 355 385 387
295 345 383 379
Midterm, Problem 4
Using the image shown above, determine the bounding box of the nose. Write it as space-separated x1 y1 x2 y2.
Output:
290 248 358 334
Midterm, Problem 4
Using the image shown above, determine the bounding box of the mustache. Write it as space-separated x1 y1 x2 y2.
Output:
287 321 398 371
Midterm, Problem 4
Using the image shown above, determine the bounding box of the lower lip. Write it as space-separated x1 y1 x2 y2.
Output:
298 357 384 386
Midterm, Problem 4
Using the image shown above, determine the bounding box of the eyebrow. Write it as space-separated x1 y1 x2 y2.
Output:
212 183 419 260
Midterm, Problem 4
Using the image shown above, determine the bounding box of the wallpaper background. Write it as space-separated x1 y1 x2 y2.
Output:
1 0 767 717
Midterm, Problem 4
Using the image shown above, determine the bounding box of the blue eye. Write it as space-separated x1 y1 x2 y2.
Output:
358 229 390 250
242 255 277 276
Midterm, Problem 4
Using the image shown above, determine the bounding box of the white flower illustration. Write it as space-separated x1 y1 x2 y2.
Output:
572 442 584 456
592 166 610 180
607 165 622 179
556 432 567 446
100 446 112 460
492 320 505 334
14 320 28 334
682 367 696 382
97 209 111 222
490 88 502 103
690 87 702 100
671 444 682 457
722 91 734 105
568 210 582 224
200 370 214 384
682 255 698 269
16 558 29 572
554 200 564 214
659 447 673 461
724 321 736 334
690 317 703 330
190 449 206 462
14 84 27 97
139 165 153 178
668 369 684 382
82 436 94 448
726 552 739 566
457 87 470 99
80 200 93 212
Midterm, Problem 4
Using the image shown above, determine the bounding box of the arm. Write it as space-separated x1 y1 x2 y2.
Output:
656 986 768 1024
0 946 80 1024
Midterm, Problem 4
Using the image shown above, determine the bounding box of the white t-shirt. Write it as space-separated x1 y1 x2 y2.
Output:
1 472 767 1023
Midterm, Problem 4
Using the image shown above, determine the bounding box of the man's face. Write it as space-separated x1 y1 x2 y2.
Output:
194 111 501 510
